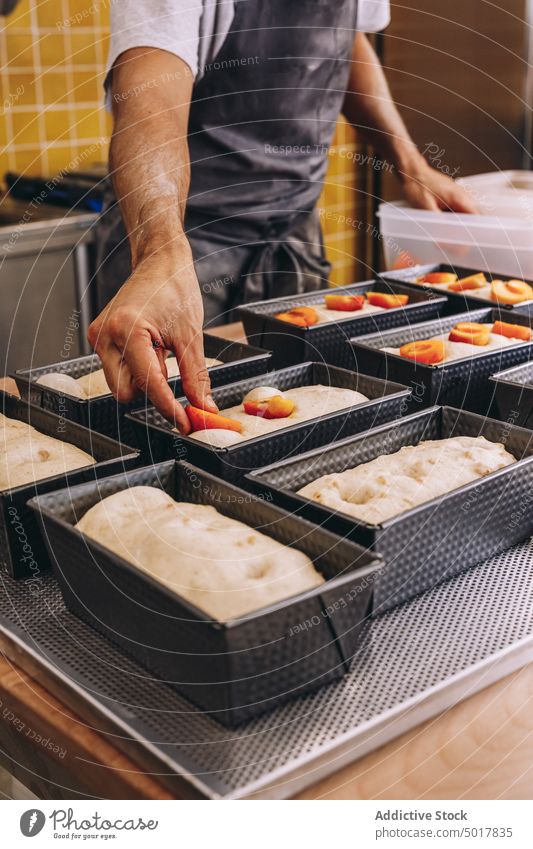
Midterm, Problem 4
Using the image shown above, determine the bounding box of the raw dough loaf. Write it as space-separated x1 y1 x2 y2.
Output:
75 486 324 621
297 436 515 525
384 326 524 363
37 356 222 399
0 412 96 489
311 301 384 323
188 384 369 448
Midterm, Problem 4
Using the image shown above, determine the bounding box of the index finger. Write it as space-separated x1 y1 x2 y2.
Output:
126 329 191 433
173 331 218 413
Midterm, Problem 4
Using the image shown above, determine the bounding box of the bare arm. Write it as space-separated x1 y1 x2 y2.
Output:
88 47 217 432
342 33 476 212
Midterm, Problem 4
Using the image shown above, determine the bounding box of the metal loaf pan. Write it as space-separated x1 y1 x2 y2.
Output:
490 362 533 429
13 334 272 443
348 308 533 415
236 278 447 368
247 405 533 614
126 362 411 486
380 262 533 317
28 460 381 728
0 391 140 579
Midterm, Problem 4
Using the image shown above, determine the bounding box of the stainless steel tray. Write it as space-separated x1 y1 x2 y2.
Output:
1 539 532 799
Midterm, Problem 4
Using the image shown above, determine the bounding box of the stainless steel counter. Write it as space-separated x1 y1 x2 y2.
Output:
0 196 97 373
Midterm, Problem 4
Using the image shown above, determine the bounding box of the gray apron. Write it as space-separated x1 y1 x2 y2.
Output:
96 0 359 326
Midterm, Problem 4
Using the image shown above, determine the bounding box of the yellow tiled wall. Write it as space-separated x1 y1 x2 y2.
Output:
0 0 110 178
1 0 365 284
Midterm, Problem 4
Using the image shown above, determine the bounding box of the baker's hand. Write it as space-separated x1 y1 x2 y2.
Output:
87 243 217 434
400 158 478 214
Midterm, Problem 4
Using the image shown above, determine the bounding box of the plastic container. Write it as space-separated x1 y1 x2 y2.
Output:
29 460 382 727
378 201 533 280
490 361 533 429
236 278 447 368
246 406 533 614
348 308 533 415
126 363 411 485
380 262 533 318
0 391 140 579
14 334 272 443
457 171 533 220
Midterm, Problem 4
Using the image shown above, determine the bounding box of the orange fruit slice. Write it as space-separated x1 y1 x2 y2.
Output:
274 306 319 326
492 320 532 341
449 322 490 346
243 395 295 419
324 294 365 311
491 279 533 305
416 272 458 285
448 272 488 292
186 406 243 433
367 292 409 309
399 339 446 364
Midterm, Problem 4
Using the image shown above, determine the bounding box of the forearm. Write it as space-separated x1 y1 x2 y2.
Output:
109 47 194 266
342 33 424 180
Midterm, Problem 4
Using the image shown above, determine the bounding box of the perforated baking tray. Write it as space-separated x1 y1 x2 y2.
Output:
0 391 140 579
14 335 272 443
0 539 531 799
29 461 380 728
490 361 533 430
380 262 533 317
247 405 533 613
349 308 533 414
236 278 447 368
126 363 411 485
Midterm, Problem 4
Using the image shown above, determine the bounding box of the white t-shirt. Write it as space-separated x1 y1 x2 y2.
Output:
105 0 390 105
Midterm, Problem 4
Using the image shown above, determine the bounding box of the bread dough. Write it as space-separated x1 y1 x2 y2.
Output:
36 356 223 399
187 384 370 448
75 486 324 621
297 436 515 525
384 326 525 363
311 302 385 323
0 412 96 489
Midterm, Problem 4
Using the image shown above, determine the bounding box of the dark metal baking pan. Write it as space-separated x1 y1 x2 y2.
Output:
29 460 381 728
236 278 447 368
247 405 533 614
380 262 533 317
348 308 533 415
0 391 140 579
13 334 272 443
490 361 533 429
126 362 411 485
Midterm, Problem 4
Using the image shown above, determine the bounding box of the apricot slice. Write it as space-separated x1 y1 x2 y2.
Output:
186 406 243 433
243 395 295 419
491 279 533 305
448 272 487 292
367 292 409 309
449 322 490 346
399 339 446 364
324 294 365 311
274 306 318 326
416 272 457 285
492 320 532 342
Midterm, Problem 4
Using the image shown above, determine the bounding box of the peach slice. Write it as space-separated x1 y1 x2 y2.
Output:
186 406 243 433
243 395 295 419
492 320 532 342
274 306 318 326
324 294 365 311
448 322 490 346
491 279 533 305
416 272 458 285
448 272 488 292
367 292 409 309
399 339 446 364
